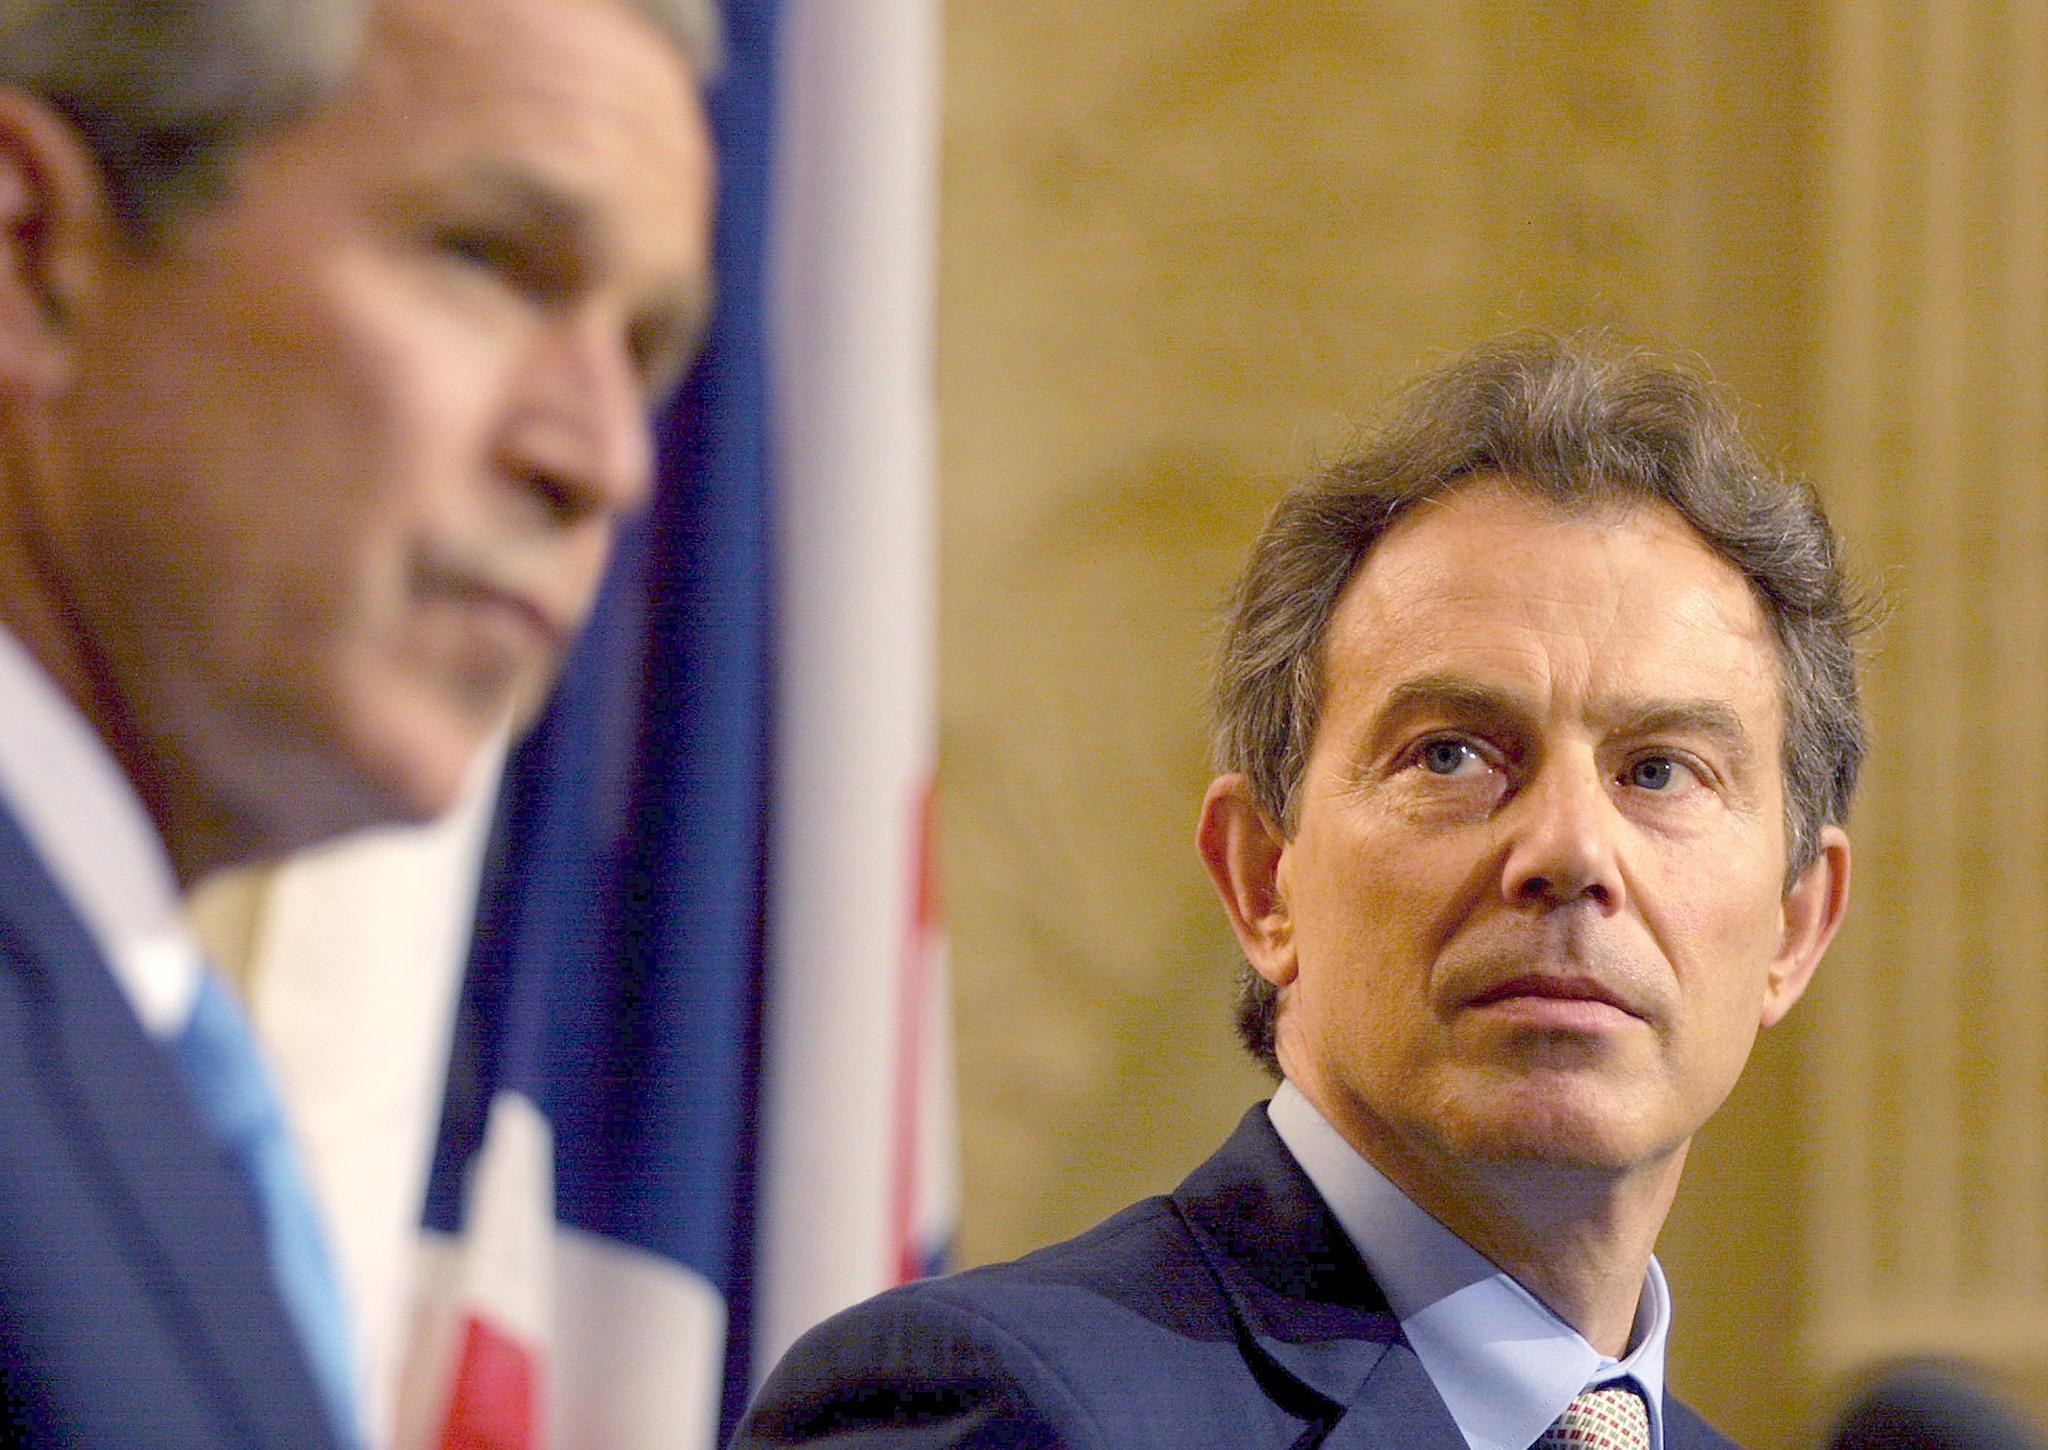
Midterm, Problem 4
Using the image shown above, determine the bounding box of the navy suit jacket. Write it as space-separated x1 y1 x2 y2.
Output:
735 1105 1741 1449
0 796 338 1447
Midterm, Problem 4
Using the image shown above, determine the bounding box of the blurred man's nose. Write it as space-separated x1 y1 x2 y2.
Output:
501 314 656 525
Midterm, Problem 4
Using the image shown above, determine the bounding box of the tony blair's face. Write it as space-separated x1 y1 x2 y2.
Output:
46 0 712 862
1202 480 1848 1194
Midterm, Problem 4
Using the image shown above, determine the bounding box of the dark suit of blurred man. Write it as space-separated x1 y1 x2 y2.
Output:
0 0 717 1442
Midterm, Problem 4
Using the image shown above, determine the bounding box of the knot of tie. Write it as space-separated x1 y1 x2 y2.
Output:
1534 1384 1651 1450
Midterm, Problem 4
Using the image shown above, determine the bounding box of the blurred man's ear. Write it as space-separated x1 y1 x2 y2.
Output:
1761 825 1851 1029
0 89 113 397
1196 773 1298 991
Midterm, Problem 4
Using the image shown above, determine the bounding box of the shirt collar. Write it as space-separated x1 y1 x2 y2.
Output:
0 625 202 1037
1267 1080 1670 1450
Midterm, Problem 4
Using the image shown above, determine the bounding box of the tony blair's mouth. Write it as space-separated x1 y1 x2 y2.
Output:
1460 974 1647 1031
1468 975 1629 1010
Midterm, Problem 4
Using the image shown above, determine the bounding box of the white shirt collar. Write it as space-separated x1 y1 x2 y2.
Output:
1267 1080 1671 1450
0 625 202 1037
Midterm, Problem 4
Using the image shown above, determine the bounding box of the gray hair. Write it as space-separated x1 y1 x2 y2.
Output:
0 0 723 238
1214 333 1871 1076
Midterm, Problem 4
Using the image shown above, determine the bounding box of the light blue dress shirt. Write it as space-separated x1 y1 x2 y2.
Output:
0 624 361 1448
1267 1081 1671 1450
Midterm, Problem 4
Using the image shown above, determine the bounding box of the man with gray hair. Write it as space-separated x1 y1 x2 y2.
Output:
738 335 1863 1449
0 0 717 1444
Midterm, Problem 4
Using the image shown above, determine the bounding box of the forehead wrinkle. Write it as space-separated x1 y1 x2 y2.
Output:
1362 530 1770 677
1323 482 1786 760
352 0 704 168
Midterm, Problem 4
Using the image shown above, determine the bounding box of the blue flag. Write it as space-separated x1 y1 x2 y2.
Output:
420 3 782 1442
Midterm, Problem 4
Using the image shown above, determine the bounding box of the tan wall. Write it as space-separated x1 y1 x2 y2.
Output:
937 4 2048 1445
1801 0 2048 1418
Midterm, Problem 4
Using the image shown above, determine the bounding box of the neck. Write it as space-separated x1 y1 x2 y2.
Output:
1410 1149 1682 1356
1293 1075 1684 1357
0 490 245 890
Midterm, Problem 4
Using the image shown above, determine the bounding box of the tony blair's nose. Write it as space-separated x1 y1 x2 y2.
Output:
1499 762 1627 913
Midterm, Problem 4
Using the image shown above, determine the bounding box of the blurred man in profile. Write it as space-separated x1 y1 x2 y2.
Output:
737 335 1864 1449
0 0 716 1443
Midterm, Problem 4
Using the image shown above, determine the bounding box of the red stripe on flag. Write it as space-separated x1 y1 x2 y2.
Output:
438 1315 540 1450
888 778 940 1283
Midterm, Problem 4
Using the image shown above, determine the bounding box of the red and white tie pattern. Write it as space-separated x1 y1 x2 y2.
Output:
1534 1385 1651 1450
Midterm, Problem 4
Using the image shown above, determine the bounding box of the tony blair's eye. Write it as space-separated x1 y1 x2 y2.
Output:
1627 756 1688 791
1389 732 1512 814
1419 738 1481 776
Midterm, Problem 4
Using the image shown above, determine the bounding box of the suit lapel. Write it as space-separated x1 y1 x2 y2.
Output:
0 800 337 1448
1172 1105 1467 1447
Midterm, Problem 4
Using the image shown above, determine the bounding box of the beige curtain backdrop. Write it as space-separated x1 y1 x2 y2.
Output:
937 4 2048 1446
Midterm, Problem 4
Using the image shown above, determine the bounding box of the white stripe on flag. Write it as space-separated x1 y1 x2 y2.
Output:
232 737 506 1443
395 1091 551 1450
758 0 953 1371
395 1092 729 1450
550 1226 726 1449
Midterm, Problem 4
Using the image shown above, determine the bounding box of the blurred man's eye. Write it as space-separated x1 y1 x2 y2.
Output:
431 221 572 306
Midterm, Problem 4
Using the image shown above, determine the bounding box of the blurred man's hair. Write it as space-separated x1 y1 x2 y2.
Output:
0 0 722 237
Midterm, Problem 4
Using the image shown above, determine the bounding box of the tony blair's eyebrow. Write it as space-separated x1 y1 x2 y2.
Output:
1365 675 1760 765
1599 698 1758 767
1366 675 1536 754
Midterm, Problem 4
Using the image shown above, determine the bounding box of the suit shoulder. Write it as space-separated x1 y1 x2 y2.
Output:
958 1192 1202 1293
796 1187 1224 1361
735 1275 1105 1448
735 1193 1280 1448
1665 1393 1744 1450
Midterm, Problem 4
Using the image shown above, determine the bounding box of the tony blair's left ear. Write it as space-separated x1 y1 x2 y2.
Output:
1197 773 1298 991
1761 825 1852 1028
0 88 114 397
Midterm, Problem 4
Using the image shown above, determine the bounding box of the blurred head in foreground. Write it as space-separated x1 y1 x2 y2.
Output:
0 0 721 881
1827 1358 2048 1450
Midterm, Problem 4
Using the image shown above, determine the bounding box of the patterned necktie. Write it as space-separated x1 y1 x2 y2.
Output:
1534 1384 1651 1450
170 969 361 1448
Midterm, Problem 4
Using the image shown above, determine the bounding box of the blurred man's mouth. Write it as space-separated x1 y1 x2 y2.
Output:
414 558 574 658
